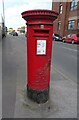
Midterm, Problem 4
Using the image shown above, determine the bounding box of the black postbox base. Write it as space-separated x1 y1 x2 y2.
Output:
27 85 49 104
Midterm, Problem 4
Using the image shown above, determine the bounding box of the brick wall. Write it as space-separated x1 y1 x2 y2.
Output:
52 1 79 37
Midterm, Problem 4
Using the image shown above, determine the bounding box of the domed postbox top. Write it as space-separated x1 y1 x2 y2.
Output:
21 9 59 21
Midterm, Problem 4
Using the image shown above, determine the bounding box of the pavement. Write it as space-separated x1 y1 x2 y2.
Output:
2 35 77 118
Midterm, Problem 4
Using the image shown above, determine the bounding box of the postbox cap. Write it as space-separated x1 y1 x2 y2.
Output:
21 9 59 21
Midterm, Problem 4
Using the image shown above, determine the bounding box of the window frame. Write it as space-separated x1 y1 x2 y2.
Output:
59 3 63 14
58 21 61 30
68 20 75 30
70 0 77 11
77 19 79 29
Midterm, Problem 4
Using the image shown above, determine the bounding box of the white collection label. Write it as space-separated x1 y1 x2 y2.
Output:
37 40 46 55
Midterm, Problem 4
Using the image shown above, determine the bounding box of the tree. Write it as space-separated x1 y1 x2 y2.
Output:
20 26 25 33
8 28 14 32
21 26 25 29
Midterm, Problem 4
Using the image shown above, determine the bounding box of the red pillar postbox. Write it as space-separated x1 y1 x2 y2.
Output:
21 10 58 103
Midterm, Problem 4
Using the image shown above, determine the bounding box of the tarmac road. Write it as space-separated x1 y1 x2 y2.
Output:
53 42 79 82
2 35 77 118
53 41 78 83
2 35 26 118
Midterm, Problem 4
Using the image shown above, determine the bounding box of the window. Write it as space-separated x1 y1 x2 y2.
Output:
68 20 75 30
71 0 77 11
58 22 61 30
59 3 63 14
78 19 79 29
67 34 73 37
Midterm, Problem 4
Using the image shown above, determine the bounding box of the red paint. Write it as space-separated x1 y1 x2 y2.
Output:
21 10 58 90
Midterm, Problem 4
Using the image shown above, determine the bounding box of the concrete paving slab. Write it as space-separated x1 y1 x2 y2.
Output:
14 67 77 118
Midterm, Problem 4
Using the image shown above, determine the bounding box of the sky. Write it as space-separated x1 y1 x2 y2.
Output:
0 0 52 30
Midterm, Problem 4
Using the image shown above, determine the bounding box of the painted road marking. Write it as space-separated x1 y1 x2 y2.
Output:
60 46 78 52
54 42 79 52
51 64 77 85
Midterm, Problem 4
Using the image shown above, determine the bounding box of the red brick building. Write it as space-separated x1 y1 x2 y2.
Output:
52 0 79 37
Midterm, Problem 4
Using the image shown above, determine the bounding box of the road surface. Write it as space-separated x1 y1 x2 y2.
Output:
53 41 77 83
